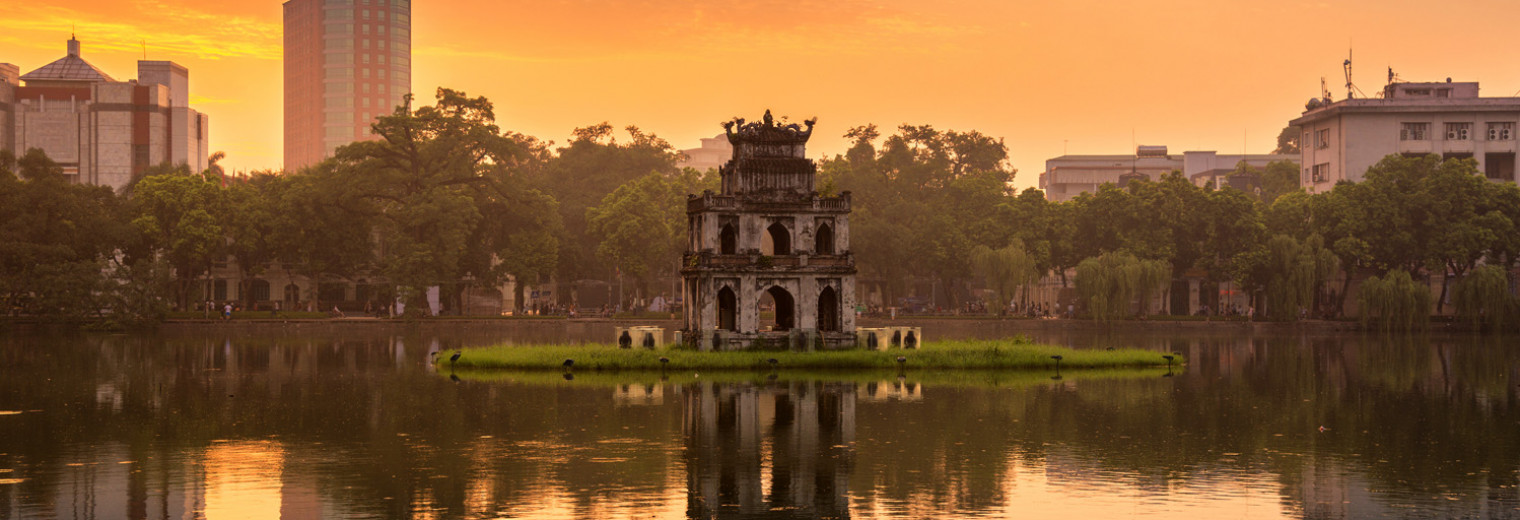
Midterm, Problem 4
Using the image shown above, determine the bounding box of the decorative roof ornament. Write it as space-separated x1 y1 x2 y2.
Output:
722 109 817 145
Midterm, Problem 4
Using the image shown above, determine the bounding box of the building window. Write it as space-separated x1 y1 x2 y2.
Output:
1314 129 1329 149
1489 122 1514 141
249 279 271 302
1311 163 1329 183
1486 152 1516 181
1446 122 1472 140
1400 122 1430 141
213 280 227 301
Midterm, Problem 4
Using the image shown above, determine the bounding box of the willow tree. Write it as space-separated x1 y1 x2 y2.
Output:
1357 270 1431 332
971 240 1041 315
1451 265 1516 331
1075 251 1170 321
1258 234 1339 321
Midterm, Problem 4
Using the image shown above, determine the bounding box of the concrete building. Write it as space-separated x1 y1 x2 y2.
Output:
0 37 209 190
284 0 411 171
677 133 733 172
681 111 858 349
1292 80 1520 191
1040 146 1295 201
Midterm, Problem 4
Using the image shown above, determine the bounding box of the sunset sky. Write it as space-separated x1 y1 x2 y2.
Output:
4 0 1519 190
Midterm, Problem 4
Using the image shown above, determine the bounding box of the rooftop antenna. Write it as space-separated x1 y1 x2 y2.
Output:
141 40 147 60
1321 77 1331 102
1344 48 1367 99
1344 49 1354 99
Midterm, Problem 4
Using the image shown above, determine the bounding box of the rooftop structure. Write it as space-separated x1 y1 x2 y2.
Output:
1291 79 1520 190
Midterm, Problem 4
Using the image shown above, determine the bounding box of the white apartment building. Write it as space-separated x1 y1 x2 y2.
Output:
1039 146 1295 202
1292 80 1519 191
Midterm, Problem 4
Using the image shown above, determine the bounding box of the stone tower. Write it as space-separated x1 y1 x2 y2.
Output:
681 111 857 350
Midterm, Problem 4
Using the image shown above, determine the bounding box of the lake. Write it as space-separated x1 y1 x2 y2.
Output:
1 323 1517 519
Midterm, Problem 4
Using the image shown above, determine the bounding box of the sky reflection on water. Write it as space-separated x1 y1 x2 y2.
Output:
0 326 1517 519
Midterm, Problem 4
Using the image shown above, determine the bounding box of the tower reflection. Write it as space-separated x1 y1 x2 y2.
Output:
682 381 855 518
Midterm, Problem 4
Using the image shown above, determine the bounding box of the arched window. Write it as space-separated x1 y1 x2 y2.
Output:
248 279 271 302
719 224 738 255
817 286 840 331
761 286 795 331
283 283 300 306
717 286 737 331
814 223 834 255
765 222 791 255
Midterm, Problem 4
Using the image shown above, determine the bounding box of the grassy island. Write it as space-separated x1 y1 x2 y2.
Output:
437 339 1182 372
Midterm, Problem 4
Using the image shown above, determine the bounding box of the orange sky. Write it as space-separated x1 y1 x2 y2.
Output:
5 0 1520 190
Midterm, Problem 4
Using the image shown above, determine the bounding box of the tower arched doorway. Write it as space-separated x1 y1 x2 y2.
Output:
719 224 738 255
763 223 791 255
759 286 795 331
815 223 834 254
717 286 737 331
817 286 840 332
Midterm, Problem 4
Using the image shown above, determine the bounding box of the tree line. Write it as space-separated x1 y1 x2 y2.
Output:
3 88 1519 330
0 89 711 322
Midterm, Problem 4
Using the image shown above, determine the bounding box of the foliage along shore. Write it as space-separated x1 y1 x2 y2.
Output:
436 340 1182 372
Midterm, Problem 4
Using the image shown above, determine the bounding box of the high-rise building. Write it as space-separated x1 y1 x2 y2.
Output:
0 37 209 190
283 0 411 171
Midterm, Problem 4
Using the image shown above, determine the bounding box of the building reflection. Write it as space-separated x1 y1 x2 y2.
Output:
683 381 854 519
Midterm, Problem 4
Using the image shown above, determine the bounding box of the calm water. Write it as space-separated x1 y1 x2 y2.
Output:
1 325 1518 519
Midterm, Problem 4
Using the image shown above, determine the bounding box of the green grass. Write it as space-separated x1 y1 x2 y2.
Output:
445 366 1178 387
439 339 1182 371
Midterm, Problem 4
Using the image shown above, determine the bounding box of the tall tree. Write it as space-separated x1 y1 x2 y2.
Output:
327 88 554 315
128 164 226 310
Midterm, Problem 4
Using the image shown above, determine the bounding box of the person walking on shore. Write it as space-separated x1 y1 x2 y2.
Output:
222 303 232 321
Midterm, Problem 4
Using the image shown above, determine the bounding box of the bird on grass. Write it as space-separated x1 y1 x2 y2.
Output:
562 359 575 369
449 351 462 365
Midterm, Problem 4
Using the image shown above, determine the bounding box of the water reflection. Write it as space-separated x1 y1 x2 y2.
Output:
0 328 1517 518
684 382 853 519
